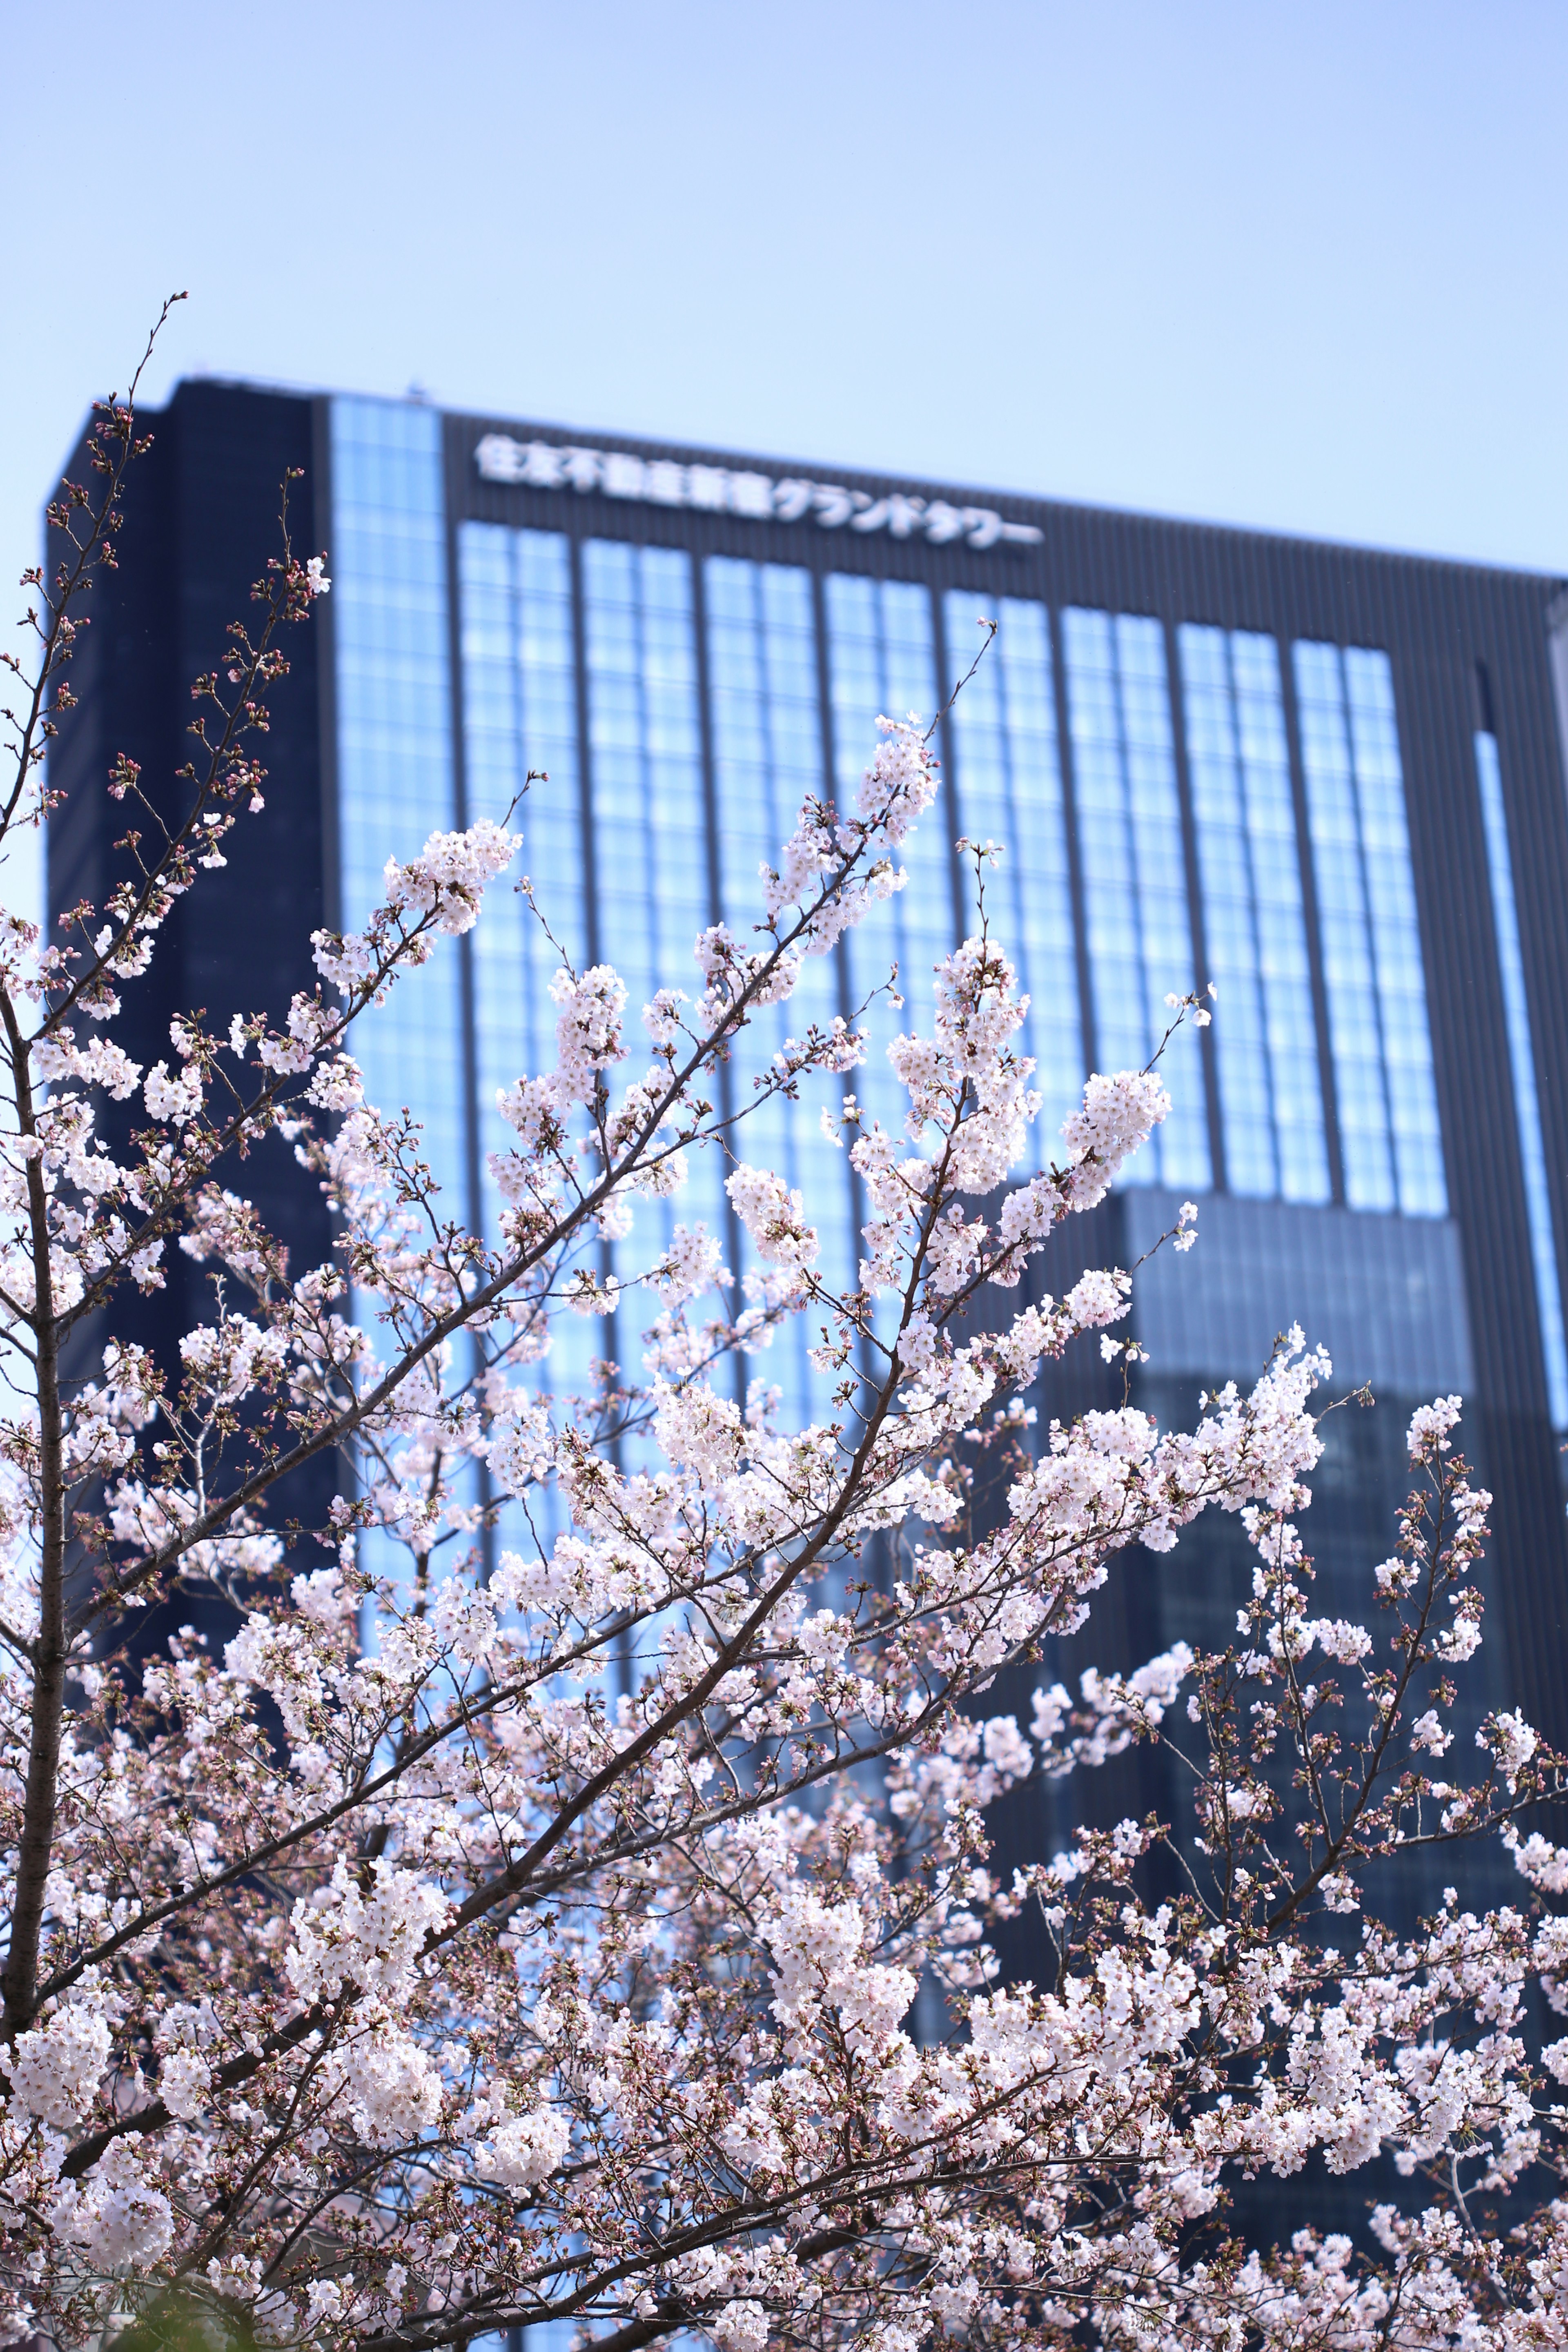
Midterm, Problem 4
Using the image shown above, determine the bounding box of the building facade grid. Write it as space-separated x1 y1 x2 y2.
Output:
944 591 1084 1152
330 398 466 1211
1293 642 1447 1218
330 399 1495 1398
39 358 1568 2016
1178 624 1330 1205
56 379 1568 1749
1060 608 1211 1192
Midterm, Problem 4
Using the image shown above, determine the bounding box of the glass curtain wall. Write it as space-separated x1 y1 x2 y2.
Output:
330 399 464 1203
1061 608 1211 1192
460 524 587 1239
704 557 856 1416
579 539 731 1276
437 497 1459 1483
1474 729 1568 1425
458 522 601 1472
330 398 466 1598
1178 626 1329 1204
944 592 1083 1157
1294 643 1446 1216
824 575 951 1146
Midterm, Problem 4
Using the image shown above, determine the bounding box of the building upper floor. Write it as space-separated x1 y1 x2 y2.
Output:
43 378 1568 1451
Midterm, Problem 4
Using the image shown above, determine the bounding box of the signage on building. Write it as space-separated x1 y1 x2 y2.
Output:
472 433 1044 552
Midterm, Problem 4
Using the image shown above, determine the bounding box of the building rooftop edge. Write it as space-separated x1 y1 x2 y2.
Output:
120 374 1568 593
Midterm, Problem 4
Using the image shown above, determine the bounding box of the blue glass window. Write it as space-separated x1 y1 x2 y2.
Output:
457 522 601 1464
581 542 729 1259
1294 643 1446 1216
330 398 468 1602
1475 729 1568 1423
1179 626 1328 1205
944 592 1083 1158
706 557 855 1409
824 576 953 1145
330 399 465 1209
459 524 586 1242
1061 609 1210 1192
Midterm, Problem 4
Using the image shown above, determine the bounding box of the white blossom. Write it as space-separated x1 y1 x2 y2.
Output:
0 525 1556 2351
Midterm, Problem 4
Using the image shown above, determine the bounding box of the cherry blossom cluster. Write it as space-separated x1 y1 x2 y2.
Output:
0 354 1564 2352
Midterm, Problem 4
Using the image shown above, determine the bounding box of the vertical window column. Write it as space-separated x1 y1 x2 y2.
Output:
582 542 730 1260
1179 626 1329 1204
824 576 951 1145
457 522 597 1545
460 524 588 1242
1474 728 1568 1424
944 591 1083 1159
1294 643 1446 1216
1062 608 1211 1193
705 557 856 1412
330 398 465 1207
330 398 466 1602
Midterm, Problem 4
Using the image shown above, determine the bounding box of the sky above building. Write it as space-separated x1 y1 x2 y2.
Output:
3 0 1564 933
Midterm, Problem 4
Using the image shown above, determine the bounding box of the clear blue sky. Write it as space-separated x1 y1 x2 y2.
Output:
4 1 1565 927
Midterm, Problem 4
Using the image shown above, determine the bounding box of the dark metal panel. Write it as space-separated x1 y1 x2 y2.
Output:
1396 569 1541 1413
169 383 332 1332
690 553 727 938
311 396 343 940
1488 574 1568 1361
810 563 873 1381
1384 560 1568 1740
49 381 341 1642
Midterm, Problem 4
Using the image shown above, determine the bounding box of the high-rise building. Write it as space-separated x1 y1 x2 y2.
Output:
45 379 1568 1800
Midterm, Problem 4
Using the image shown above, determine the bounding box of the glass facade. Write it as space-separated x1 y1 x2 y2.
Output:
825 574 949 1147
945 592 1083 1152
460 523 587 1243
1474 729 1568 1426
329 398 468 1597
330 399 464 1207
332 410 1462 1461
1061 608 1210 1192
1179 626 1328 1204
705 557 855 1411
457 521 602 1465
62 373 1568 1992
1294 642 1446 1216
579 541 730 1262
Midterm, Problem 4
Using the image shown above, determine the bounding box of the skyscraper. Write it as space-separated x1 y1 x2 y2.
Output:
45 377 1568 1791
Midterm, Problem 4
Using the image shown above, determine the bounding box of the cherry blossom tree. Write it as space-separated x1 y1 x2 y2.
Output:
1 322 1567 2350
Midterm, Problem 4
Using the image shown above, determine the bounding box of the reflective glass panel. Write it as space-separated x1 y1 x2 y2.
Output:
330 398 464 1207
330 397 466 1602
825 575 953 1145
458 523 600 1441
460 523 587 1238
581 541 729 1261
706 557 855 1413
1294 642 1446 1215
1179 625 1328 1204
945 591 1083 1158
1062 608 1210 1192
